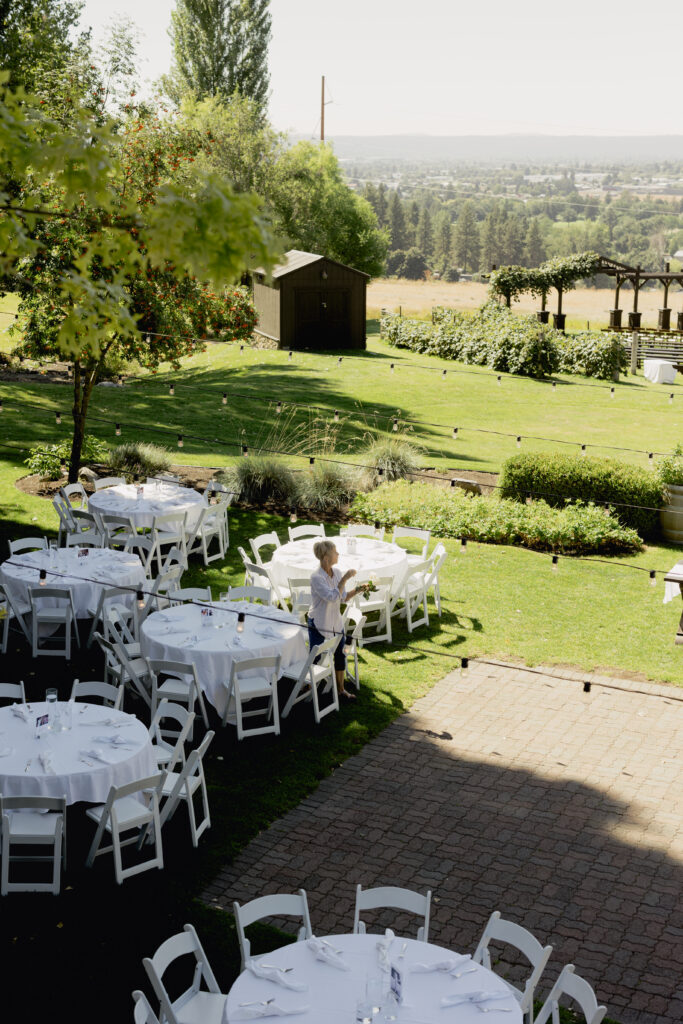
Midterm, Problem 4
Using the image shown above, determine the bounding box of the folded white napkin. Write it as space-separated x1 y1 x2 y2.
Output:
411 954 472 973
306 938 350 971
230 636 245 648
80 748 112 764
376 928 395 972
0 747 15 757
11 704 30 722
230 1003 310 1020
255 626 278 638
441 991 513 1008
93 735 133 747
246 960 307 992
39 751 55 774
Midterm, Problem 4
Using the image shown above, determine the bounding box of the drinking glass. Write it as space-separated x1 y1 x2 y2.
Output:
366 976 383 1016
355 999 373 1024
45 688 58 706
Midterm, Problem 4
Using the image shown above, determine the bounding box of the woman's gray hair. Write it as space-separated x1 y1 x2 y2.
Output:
313 539 336 562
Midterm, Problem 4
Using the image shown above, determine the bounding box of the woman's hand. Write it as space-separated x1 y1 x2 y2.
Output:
341 568 357 584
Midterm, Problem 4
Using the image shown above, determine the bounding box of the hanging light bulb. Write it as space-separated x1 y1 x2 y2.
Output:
649 570 656 587
526 493 533 505
392 417 398 432
377 467 385 478
177 434 183 448
583 681 591 693
390 363 395 374
115 423 121 436
145 334 151 345
374 520 381 532
222 393 227 405
337 357 342 367
551 554 559 572
0 399 3 413
276 401 282 414
39 569 47 587
442 369 447 380
117 375 123 386
240 344 244 353
552 381 556 392
169 383 175 396
289 510 297 524
460 537 467 553
647 451 653 468
581 444 586 456
309 457 315 466
334 410 339 422
288 350 293 362
452 426 458 439
60 458 66 473
497 375 502 386
450 479 457 488
516 436 522 449
670 393 674 404
460 657 469 677
242 444 248 457
236 611 245 633
55 411 61 425
610 386 615 398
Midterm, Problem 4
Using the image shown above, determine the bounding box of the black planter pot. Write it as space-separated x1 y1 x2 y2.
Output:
658 308 672 330
608 309 622 329
628 311 642 330
536 310 550 324
552 313 566 331
677 312 683 332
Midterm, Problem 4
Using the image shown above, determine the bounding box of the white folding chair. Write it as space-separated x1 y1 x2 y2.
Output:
422 542 447 617
249 531 281 566
167 587 212 606
8 536 48 557
343 523 385 541
99 512 136 549
134 567 184 634
222 655 281 739
233 890 313 971
94 476 126 490
287 577 312 622
392 526 431 565
123 534 157 578
87 585 135 648
147 473 180 486
29 586 80 658
353 884 431 941
132 990 160 1024
85 773 164 884
148 659 209 730
157 731 214 847
95 632 151 707
152 513 188 574
0 794 66 895
261 563 291 611
342 606 366 690
65 534 104 549
0 583 31 649
0 681 27 704
69 508 104 543
60 481 88 509
222 585 272 605
473 910 553 1023
186 504 227 566
53 495 76 545
350 575 397 645
533 964 607 1024
70 678 124 709
288 523 325 542
148 700 196 767
280 636 339 722
398 559 431 633
143 923 226 1024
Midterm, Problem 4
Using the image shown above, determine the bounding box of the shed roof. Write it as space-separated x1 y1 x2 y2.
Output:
254 249 369 279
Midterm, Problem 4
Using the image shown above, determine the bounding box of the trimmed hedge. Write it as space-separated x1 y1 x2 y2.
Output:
351 480 641 555
498 452 664 539
558 331 628 380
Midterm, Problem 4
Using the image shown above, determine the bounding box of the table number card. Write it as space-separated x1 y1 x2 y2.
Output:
136 485 144 498
34 712 49 739
389 964 403 1005
78 547 90 558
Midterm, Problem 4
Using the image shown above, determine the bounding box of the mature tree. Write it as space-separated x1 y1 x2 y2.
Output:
453 200 480 272
387 191 408 251
401 247 428 280
166 0 271 106
432 211 451 265
268 142 387 277
1 79 278 479
502 215 525 266
416 207 433 260
375 183 388 228
525 218 545 267
0 0 87 92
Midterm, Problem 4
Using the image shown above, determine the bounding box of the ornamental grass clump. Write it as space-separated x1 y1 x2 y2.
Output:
109 442 172 482
297 461 357 512
223 455 298 506
359 434 422 488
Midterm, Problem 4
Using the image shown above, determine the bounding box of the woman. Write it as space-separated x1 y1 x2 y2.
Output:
309 539 365 700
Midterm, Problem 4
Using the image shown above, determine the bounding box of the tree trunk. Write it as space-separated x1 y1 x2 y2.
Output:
68 357 102 483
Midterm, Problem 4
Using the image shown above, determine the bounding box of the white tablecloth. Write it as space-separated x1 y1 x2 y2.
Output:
269 537 409 594
223 933 522 1024
0 702 155 804
643 359 677 385
663 562 683 603
88 482 206 531
0 548 145 617
140 601 307 717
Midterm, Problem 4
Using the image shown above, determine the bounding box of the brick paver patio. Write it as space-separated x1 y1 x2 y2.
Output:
204 660 683 1024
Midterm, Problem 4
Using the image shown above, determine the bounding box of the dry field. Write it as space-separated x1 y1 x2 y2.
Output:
367 278 683 329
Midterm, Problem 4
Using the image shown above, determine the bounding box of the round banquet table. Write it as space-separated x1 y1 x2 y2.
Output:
0 702 155 805
88 481 206 531
269 536 409 595
0 547 145 617
223 933 522 1023
140 600 307 718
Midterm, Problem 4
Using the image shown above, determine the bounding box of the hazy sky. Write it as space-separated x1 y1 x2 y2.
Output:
81 0 679 136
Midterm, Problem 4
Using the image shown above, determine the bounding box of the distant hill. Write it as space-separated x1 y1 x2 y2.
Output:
315 135 683 164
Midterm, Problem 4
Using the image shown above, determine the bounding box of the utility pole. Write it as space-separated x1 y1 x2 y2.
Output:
321 75 325 142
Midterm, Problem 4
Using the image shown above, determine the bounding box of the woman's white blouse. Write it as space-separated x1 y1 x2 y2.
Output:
309 565 346 637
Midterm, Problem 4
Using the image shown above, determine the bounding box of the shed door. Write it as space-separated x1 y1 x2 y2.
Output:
294 289 350 349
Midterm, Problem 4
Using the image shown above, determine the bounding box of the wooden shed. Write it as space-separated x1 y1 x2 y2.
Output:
251 250 368 351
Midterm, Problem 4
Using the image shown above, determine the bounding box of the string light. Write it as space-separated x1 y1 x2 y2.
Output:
610 386 615 398
649 452 654 468
39 569 47 586
526 494 533 505
390 363 395 374
55 412 61 425
309 457 315 466
460 657 469 676
117 375 123 386
442 369 447 380
516 436 522 449
552 382 556 392
393 418 398 432
337 357 342 367
0 399 3 413
497 376 502 386
289 510 297 524
450 479 457 488
334 410 339 422
552 554 559 572
288 351 293 362
276 401 282 414
60 458 66 473
242 444 248 457
236 611 245 633
670 394 674 404
169 384 174 396
452 426 458 439
374 520 381 532
145 334 151 345
115 423 121 436
177 434 183 448
583 681 591 693
377 467 385 478
650 570 656 587
222 393 227 405
460 538 467 553
240 344 244 353
581 445 586 456
137 590 144 608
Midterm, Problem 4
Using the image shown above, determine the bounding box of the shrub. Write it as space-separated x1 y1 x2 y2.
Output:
296 461 357 512
359 436 422 487
25 435 110 480
558 331 628 380
657 443 683 488
109 442 172 483
351 481 642 556
223 456 298 506
498 452 664 539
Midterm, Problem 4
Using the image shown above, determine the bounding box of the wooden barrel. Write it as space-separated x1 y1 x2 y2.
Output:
660 484 683 544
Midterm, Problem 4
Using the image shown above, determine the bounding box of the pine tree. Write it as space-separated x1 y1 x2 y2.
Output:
387 191 408 250
416 207 433 258
480 213 498 273
453 201 480 272
502 215 525 265
375 183 388 228
525 218 546 267
167 0 271 105
433 212 452 264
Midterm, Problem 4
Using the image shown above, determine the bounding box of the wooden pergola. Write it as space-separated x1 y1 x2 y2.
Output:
595 256 683 332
